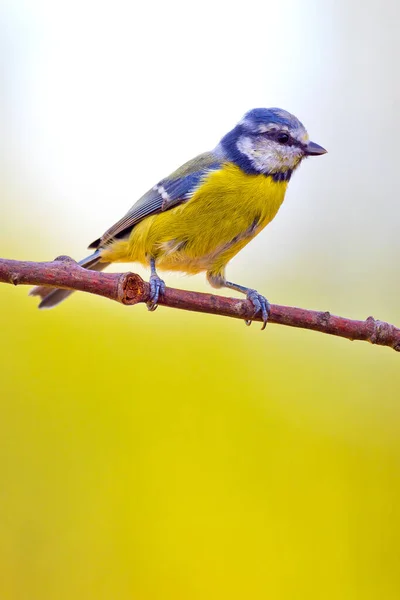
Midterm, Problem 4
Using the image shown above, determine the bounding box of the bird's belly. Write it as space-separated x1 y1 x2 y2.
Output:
154 218 263 274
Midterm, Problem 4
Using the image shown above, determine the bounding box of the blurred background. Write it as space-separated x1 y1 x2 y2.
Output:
1 0 400 598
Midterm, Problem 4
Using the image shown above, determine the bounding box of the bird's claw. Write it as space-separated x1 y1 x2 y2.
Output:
147 274 166 311
245 289 270 330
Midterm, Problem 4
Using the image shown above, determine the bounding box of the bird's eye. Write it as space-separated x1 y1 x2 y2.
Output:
276 132 290 144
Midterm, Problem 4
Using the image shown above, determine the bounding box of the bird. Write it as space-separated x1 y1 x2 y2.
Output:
31 107 326 328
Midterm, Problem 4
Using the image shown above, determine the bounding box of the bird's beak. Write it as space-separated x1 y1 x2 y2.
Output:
305 141 327 156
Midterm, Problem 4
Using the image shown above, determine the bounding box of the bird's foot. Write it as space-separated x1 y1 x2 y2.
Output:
245 289 270 330
147 274 166 311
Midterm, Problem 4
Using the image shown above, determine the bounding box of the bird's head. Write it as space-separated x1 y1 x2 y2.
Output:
218 108 326 180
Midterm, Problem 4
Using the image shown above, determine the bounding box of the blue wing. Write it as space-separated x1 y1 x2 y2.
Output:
89 152 223 249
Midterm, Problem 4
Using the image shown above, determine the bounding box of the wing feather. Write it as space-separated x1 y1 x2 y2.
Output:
89 152 222 249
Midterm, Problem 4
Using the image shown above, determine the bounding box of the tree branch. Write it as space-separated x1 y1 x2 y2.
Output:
1 256 399 352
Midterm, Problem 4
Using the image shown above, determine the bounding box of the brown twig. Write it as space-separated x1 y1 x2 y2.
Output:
1 256 399 351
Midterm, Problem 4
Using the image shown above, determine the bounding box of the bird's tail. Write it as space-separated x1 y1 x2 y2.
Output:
30 251 110 309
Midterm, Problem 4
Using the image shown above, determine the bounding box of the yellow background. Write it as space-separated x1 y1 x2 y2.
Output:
1 0 400 598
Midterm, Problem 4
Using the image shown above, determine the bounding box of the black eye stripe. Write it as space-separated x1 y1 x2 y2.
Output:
258 130 305 149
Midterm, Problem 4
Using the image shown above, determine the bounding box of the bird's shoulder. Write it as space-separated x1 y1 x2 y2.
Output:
166 151 223 180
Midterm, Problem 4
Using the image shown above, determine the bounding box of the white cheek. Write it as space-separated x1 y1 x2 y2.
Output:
277 146 303 169
237 136 303 173
237 136 256 159
237 136 276 173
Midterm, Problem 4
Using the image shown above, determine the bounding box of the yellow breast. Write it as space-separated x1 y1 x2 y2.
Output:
103 163 288 275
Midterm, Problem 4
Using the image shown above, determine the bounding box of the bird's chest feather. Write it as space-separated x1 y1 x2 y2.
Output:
193 163 288 232
154 163 288 272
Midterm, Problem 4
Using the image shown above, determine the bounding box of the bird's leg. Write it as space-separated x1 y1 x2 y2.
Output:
224 281 271 330
207 271 270 330
147 257 166 311
224 281 271 329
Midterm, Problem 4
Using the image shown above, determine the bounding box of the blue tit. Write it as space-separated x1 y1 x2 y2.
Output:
32 107 326 328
